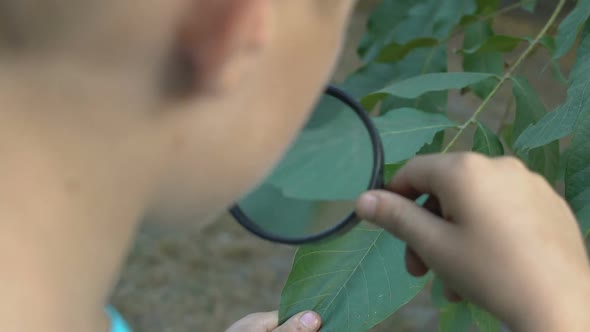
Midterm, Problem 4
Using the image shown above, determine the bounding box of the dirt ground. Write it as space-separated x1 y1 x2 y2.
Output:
112 2 573 331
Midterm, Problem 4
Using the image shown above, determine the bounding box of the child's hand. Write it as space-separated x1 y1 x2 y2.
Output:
226 311 320 332
357 153 590 332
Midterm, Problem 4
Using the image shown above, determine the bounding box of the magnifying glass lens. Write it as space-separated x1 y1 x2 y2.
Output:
233 89 375 242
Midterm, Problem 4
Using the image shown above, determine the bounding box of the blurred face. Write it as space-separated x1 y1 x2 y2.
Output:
147 0 358 222
0 0 357 224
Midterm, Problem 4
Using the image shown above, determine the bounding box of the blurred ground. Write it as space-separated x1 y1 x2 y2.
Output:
112 1 574 331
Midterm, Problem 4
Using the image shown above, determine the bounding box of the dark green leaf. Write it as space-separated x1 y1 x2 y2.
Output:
554 0 590 60
461 35 525 54
473 122 504 157
511 76 560 183
515 23 590 152
374 108 458 163
475 0 500 14
463 22 504 99
565 112 590 236
376 38 439 63
362 72 497 107
359 0 476 62
575 206 590 238
279 226 426 331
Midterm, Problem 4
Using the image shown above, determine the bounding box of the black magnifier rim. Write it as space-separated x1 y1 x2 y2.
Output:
230 85 385 246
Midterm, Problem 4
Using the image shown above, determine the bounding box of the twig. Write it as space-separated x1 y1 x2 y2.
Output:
442 0 567 153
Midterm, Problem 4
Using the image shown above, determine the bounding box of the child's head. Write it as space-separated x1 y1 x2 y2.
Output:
0 0 356 223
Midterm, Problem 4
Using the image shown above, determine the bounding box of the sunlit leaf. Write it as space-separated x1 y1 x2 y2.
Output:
279 226 426 331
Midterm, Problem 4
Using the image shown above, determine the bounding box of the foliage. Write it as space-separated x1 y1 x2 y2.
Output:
272 0 590 331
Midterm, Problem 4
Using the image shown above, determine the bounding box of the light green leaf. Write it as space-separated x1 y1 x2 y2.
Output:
515 23 590 152
554 0 590 60
461 35 525 54
376 38 439 63
463 22 504 99
279 226 427 331
473 122 504 157
374 108 458 163
565 112 590 236
521 0 538 12
511 76 559 183
362 72 497 107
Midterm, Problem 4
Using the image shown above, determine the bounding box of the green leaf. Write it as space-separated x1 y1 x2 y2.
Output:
575 206 590 238
554 0 590 60
361 72 497 107
433 278 502 332
460 35 525 54
359 0 476 62
473 122 504 157
521 0 538 12
383 162 405 184
376 38 439 63
515 23 590 152
511 76 559 183
239 184 315 235
268 108 456 200
565 112 590 236
374 108 458 164
440 303 473 332
463 22 504 99
470 306 502 332
475 0 500 14
279 226 426 331
537 36 568 85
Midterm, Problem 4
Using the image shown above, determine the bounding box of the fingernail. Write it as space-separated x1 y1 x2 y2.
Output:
358 193 378 219
300 311 320 330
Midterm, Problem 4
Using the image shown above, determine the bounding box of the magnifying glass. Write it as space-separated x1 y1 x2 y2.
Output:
230 86 384 245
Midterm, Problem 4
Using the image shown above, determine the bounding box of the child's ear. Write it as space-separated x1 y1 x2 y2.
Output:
175 0 271 95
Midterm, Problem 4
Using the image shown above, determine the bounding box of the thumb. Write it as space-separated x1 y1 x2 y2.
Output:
274 311 321 332
356 191 455 261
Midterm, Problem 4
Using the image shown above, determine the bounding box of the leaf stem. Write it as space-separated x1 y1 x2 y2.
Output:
442 0 567 153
